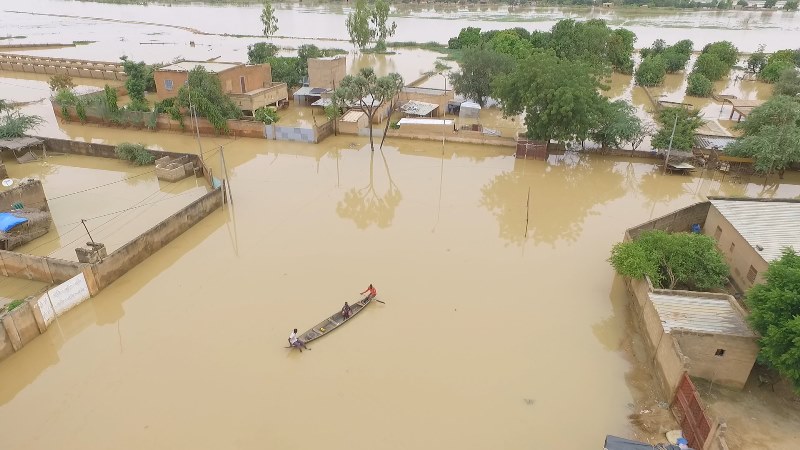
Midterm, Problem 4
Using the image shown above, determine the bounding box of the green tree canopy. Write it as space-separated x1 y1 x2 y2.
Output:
448 47 514 107
608 230 729 291
774 68 800 97
487 31 534 59
332 68 403 151
693 52 729 81
746 249 800 393
701 40 739 67
590 99 643 149
370 0 396 52
493 50 607 144
686 72 713 97
260 0 279 37
447 26 481 50
635 55 667 86
346 0 371 50
247 42 279 64
120 57 152 111
177 66 242 133
0 99 43 139
747 44 767 74
727 96 800 177
759 59 796 83
640 39 693 73
650 107 704 151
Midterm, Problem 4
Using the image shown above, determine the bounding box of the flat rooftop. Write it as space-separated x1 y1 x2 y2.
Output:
650 293 755 337
158 61 240 73
710 198 800 262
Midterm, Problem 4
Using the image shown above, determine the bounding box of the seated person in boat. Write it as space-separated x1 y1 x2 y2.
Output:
359 284 377 300
341 302 352 319
288 328 308 352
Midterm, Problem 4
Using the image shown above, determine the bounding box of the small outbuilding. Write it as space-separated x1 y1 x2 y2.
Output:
458 101 481 119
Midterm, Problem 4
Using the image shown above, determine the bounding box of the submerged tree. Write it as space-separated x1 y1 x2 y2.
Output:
370 0 396 52
0 99 43 139
590 100 644 149
48 74 74 92
727 95 800 178
746 249 800 393
608 230 729 291
448 47 514 107
260 0 279 38
346 0 372 51
650 107 704 151
493 50 607 146
331 68 403 152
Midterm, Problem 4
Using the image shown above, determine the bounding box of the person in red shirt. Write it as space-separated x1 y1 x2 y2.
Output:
360 284 377 300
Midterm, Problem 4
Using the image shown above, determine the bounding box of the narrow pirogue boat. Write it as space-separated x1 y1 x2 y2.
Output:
296 295 374 344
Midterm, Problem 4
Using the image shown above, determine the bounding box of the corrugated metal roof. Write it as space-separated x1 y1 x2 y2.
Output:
400 100 438 117
397 118 453 126
710 199 800 262
650 293 754 337
340 110 365 123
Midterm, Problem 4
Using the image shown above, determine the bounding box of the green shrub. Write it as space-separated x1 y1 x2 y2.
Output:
6 299 25 312
635 55 667 87
103 85 119 114
693 53 729 81
114 142 155 166
76 101 87 123
254 106 279 125
686 72 713 97
759 60 796 83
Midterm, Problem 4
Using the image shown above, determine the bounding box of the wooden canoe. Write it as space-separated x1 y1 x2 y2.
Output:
296 295 373 345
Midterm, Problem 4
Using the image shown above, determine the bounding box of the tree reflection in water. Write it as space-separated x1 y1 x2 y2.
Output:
481 154 626 246
336 147 401 228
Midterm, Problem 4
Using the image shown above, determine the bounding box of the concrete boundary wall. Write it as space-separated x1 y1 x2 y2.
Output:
0 179 49 212
625 202 711 241
0 53 126 80
91 187 223 290
0 250 85 283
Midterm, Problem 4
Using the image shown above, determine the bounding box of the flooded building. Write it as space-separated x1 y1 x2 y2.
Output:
705 198 800 291
307 56 346 90
154 61 288 114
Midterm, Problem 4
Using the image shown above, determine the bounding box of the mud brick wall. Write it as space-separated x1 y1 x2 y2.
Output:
91 187 223 290
625 201 711 241
0 179 49 212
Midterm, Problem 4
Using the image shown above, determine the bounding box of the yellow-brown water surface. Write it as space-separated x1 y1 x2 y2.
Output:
1 119 799 448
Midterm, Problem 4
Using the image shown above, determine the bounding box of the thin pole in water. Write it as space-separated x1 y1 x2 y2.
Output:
663 113 678 174
81 219 95 244
220 146 233 205
524 187 531 238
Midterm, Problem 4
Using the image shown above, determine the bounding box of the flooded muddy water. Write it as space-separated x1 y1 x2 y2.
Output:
1 120 799 448
1 2 798 448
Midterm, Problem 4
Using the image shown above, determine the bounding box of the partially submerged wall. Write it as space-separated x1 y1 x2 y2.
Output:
0 250 85 283
91 186 223 290
625 202 711 241
0 179 49 212
0 53 126 81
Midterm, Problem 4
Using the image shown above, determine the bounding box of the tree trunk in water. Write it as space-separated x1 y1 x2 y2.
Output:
379 100 393 150
368 112 375 152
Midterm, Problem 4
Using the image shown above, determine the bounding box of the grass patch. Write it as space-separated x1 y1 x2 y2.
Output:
0 36 26 40
73 41 96 46
5 299 25 312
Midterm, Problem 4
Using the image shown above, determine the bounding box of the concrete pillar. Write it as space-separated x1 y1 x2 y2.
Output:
30 297 48 333
76 242 106 263
1 315 22 351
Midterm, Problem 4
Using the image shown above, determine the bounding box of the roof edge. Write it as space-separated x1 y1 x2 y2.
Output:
708 196 800 204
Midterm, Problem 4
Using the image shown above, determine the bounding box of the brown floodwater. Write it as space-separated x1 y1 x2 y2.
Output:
1 115 800 448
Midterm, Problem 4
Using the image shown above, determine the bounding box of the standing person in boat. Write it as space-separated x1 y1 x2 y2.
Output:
288 328 309 352
359 284 377 300
341 302 352 320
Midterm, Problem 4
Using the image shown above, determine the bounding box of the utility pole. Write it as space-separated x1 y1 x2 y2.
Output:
219 146 233 205
663 112 678 174
81 219 95 244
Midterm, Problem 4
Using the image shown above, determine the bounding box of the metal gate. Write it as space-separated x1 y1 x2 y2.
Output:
672 373 712 450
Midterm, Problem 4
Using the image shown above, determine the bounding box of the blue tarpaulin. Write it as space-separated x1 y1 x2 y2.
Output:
0 212 28 232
